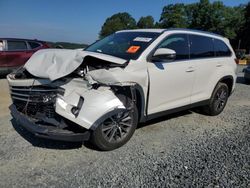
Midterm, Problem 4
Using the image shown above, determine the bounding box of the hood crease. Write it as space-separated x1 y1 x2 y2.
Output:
24 49 127 81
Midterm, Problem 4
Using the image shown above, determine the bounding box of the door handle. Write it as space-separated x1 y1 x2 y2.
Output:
186 67 195 72
216 63 223 67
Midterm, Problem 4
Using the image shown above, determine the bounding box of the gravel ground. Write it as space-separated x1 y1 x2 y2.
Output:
0 66 249 187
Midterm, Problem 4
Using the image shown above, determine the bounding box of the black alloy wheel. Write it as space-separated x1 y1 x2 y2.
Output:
203 82 229 116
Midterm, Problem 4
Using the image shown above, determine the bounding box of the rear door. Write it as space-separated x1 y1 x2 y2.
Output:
5 40 30 68
188 34 217 103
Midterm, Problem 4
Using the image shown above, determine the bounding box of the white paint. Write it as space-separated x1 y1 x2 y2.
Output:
57 97 67 110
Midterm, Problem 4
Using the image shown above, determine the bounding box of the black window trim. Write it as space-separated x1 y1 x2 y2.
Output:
189 34 216 59
5 40 29 52
27 41 42 50
4 40 42 52
213 38 232 58
147 32 233 63
147 33 190 63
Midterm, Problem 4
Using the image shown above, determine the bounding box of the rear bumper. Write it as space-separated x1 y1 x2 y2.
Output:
9 104 90 142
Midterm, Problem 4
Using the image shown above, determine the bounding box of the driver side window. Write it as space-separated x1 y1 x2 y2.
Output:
158 34 189 60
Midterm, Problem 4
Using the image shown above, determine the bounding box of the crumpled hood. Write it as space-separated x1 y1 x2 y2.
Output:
24 49 127 81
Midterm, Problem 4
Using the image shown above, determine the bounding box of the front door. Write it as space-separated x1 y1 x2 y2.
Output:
147 34 195 115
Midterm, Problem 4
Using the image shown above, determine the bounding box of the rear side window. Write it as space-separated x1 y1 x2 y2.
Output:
214 39 231 57
189 35 214 59
158 34 189 60
28 41 41 49
7 40 27 51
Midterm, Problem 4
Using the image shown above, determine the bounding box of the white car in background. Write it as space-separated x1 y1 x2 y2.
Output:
7 29 237 150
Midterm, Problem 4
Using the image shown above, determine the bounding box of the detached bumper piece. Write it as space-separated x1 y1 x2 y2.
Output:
9 104 90 142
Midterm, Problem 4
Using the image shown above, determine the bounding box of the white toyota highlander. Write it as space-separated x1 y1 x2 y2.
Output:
7 29 237 150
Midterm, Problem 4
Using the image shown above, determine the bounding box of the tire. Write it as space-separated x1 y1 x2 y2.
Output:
91 97 138 151
203 82 229 116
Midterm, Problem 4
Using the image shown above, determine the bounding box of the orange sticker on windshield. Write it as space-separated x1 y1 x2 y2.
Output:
126 46 140 53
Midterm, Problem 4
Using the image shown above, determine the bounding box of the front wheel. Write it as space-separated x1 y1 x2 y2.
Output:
203 82 229 116
91 104 138 151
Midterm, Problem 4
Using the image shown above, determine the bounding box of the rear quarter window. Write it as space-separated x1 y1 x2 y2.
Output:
7 40 28 51
189 35 214 59
214 39 231 57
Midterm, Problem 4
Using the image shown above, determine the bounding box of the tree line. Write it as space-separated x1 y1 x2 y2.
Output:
99 0 250 51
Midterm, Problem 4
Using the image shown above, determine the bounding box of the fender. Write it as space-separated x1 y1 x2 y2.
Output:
131 84 147 123
89 83 147 130
210 75 234 98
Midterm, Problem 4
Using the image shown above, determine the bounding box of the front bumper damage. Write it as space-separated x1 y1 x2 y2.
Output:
55 81 126 130
10 104 90 142
8 77 127 142
8 49 148 142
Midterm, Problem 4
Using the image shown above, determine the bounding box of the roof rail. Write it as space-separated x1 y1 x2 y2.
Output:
163 28 223 38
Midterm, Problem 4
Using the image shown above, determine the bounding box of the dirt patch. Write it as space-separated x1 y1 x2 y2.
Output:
0 79 11 118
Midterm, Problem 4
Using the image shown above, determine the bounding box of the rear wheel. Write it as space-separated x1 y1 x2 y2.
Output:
203 82 229 116
91 98 138 151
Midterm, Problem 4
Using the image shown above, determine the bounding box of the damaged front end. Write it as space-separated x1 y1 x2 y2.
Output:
8 77 91 142
8 49 147 143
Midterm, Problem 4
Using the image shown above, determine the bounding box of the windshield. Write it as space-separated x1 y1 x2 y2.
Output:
85 32 160 60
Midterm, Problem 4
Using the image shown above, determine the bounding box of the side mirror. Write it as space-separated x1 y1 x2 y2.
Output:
151 48 176 62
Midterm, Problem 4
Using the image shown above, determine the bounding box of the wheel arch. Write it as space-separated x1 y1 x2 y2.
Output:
113 83 146 123
210 75 234 99
133 85 146 123
217 75 234 96
89 83 146 131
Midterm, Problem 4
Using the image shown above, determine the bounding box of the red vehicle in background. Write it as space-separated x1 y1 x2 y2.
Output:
0 38 49 75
